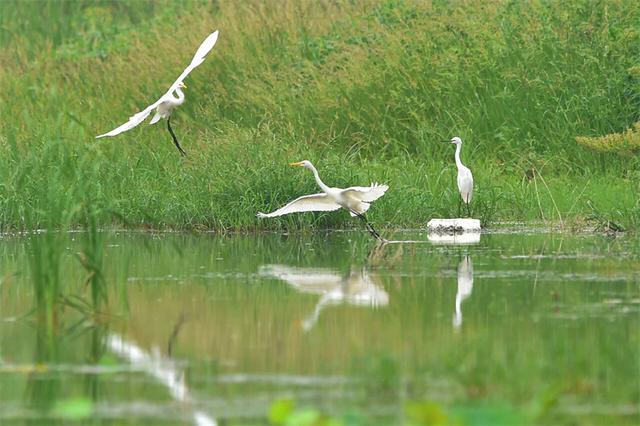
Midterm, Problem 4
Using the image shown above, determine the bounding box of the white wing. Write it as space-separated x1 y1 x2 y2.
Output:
342 183 389 202
95 103 160 138
257 193 341 218
96 30 219 139
457 168 473 203
163 30 219 96
258 265 343 294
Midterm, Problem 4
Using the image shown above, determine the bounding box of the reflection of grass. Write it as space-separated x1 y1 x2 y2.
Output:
29 214 67 332
77 203 107 310
351 352 400 397
0 0 638 231
24 199 115 420
29 210 109 321
30 231 63 330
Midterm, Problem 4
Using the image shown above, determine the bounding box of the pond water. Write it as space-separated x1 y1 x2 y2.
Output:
0 230 638 424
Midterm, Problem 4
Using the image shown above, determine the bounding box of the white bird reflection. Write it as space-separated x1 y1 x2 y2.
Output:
428 232 481 245
107 333 216 426
259 265 389 331
453 255 474 329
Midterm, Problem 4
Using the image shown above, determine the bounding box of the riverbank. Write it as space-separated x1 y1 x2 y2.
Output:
0 0 638 232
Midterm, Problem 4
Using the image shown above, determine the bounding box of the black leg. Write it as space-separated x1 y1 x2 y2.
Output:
167 116 187 157
457 198 462 218
352 210 386 243
167 313 187 357
466 201 472 218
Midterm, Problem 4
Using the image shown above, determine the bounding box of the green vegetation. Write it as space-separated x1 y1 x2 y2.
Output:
267 396 555 426
0 0 639 232
577 121 640 155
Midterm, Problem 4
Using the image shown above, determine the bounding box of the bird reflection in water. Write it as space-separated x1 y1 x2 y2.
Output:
107 333 216 426
259 265 389 331
453 255 474 329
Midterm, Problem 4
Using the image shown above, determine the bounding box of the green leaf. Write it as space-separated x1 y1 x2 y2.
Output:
405 401 451 425
285 409 322 426
53 397 93 420
451 402 525 426
269 398 295 425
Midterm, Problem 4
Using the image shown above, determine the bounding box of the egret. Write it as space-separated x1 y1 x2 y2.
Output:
259 265 388 331
449 136 474 217
96 30 220 156
453 255 474 329
257 160 388 241
108 334 216 426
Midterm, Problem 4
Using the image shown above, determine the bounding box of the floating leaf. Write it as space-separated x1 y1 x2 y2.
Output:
269 398 295 425
53 397 93 420
405 401 451 425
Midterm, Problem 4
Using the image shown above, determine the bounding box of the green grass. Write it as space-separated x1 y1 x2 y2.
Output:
0 0 638 232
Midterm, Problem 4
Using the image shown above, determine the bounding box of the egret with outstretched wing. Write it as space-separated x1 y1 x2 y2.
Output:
96 30 220 156
257 160 388 241
259 265 388 331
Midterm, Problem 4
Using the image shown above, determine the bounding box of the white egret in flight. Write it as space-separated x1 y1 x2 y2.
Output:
257 160 388 241
107 333 216 426
96 30 220 156
449 136 474 217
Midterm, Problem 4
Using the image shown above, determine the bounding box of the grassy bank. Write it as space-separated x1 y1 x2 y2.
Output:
0 0 638 232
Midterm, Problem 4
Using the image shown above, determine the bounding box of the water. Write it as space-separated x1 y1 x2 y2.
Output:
0 231 638 424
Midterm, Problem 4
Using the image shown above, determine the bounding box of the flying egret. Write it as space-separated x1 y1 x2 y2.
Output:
449 136 474 217
257 160 388 241
96 30 220 156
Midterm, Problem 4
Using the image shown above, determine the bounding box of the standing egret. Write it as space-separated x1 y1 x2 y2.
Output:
453 255 474 329
449 136 474 217
96 30 220 156
257 161 388 241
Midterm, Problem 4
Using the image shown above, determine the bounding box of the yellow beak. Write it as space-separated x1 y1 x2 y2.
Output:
290 162 304 167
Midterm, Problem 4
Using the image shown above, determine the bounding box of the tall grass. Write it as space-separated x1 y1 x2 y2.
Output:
0 0 638 231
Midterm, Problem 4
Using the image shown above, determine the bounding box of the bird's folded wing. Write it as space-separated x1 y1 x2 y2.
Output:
259 265 343 291
343 183 389 202
163 30 219 98
257 193 341 218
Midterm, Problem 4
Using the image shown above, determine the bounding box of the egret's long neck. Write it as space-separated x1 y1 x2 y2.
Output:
455 292 463 317
453 295 462 328
454 143 464 169
174 88 186 105
309 164 330 193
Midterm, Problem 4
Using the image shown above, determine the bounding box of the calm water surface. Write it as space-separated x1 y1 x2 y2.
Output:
0 231 638 424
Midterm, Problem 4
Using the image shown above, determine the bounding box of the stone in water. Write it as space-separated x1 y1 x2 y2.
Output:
427 218 481 234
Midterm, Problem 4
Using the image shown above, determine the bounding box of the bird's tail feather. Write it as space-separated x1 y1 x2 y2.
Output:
349 203 370 216
149 112 163 125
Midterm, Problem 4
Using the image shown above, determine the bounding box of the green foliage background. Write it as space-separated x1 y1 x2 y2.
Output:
0 0 638 231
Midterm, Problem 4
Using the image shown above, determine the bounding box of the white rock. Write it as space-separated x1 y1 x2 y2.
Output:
427 218 481 234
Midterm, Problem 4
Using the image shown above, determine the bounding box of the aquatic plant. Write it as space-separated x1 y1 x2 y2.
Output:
76 202 108 310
